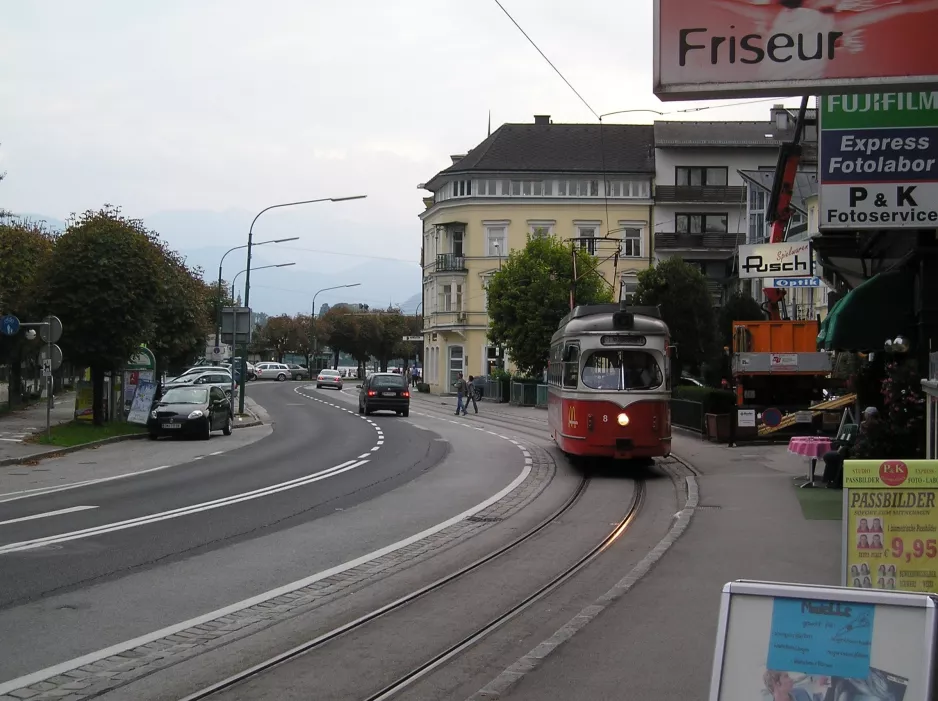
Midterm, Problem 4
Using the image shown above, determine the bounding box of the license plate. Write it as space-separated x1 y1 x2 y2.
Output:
382 392 397 397
162 422 182 429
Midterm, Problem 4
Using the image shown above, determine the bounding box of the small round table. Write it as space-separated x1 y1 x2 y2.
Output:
788 436 834 488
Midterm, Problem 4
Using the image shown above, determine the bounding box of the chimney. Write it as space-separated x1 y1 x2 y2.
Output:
450 154 466 164
534 115 551 125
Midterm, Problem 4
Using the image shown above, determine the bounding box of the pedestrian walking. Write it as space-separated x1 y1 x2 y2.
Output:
452 372 468 416
466 375 479 414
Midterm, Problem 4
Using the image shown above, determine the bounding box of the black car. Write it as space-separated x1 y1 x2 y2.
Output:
358 372 410 417
147 386 233 440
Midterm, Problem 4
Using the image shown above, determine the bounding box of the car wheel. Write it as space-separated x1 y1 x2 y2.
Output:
402 409 409 418
358 402 364 415
364 403 371 416
148 432 159 441
337 384 343 391
200 418 212 440
223 414 233 436
277 373 287 382
316 384 322 389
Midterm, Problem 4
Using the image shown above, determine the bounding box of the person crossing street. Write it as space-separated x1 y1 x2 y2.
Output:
452 372 468 416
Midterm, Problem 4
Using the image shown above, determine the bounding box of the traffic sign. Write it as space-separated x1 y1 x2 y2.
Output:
40 315 62 344
762 407 783 428
41 359 52 378
40 343 63 371
0 315 20 337
402 336 423 342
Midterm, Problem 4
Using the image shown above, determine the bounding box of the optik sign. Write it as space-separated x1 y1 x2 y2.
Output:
738 242 812 281
820 91 938 230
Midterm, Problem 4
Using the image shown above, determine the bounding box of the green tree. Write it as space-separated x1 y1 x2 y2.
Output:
0 219 55 406
363 312 405 372
718 292 765 348
632 258 718 379
43 206 165 424
395 315 423 370
487 236 613 377
148 245 213 374
257 315 295 362
322 308 364 370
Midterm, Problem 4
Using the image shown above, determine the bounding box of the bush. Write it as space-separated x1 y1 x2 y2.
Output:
416 382 430 394
672 385 736 414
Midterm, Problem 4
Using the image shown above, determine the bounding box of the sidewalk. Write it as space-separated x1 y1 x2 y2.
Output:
409 392 548 423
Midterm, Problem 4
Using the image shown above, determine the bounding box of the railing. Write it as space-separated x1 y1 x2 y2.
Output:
654 232 746 250
510 380 539 407
536 384 548 409
670 398 704 433
435 253 467 272
481 377 504 402
654 185 747 204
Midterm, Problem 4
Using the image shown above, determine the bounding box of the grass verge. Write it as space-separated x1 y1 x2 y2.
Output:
792 482 843 521
27 421 146 448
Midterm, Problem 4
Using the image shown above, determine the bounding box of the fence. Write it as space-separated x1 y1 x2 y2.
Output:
671 398 704 433
536 384 548 409
481 377 504 403
510 380 538 407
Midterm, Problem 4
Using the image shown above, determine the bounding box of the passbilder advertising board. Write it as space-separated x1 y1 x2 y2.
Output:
738 242 813 280
820 90 938 229
654 0 938 100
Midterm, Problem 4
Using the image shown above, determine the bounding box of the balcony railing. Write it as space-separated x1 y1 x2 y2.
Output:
654 185 747 204
654 232 745 250
435 253 467 272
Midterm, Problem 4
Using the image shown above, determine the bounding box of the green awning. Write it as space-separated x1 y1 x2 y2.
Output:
819 269 916 352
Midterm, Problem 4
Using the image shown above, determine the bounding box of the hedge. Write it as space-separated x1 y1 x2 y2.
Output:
672 385 736 415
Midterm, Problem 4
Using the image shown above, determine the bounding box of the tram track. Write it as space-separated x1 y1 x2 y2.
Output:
178 471 647 701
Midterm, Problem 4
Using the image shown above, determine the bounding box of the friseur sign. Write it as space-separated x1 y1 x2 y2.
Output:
653 0 938 101
820 90 938 230
738 242 813 281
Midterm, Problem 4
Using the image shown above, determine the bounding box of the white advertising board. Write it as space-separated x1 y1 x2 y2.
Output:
709 580 937 701
738 242 812 281
653 1 938 101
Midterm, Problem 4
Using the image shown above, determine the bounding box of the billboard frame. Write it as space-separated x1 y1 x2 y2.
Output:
652 0 938 101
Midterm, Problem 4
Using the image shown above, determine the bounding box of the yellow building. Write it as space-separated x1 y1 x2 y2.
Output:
418 116 656 393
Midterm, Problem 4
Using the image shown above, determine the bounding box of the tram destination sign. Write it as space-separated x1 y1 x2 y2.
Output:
820 91 938 230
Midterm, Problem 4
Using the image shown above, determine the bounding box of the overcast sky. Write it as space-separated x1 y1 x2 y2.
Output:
0 0 802 269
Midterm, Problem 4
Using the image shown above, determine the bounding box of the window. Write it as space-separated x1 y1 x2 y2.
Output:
605 180 651 198
451 180 471 197
452 229 464 257
480 274 492 310
562 343 579 389
528 220 555 239
676 167 728 187
509 180 545 196
620 273 639 303
676 213 728 234
581 350 663 391
575 222 599 254
371 374 406 389
620 228 642 258
455 283 463 311
559 180 600 197
477 180 498 196
485 223 507 256
441 284 452 312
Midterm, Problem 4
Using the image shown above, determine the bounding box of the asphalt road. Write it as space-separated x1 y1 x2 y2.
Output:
0 382 444 609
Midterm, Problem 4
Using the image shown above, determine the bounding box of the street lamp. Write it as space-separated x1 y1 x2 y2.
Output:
310 283 361 369
215 237 299 347
238 194 367 414
231 262 296 301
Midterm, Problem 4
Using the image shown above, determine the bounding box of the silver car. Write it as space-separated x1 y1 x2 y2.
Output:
316 369 344 390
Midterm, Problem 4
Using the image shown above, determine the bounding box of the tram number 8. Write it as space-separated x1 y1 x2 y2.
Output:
603 415 608 423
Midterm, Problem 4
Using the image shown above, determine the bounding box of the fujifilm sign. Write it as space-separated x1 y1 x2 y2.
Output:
738 242 813 281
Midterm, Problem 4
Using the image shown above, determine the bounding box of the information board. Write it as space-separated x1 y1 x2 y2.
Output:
127 380 156 426
709 580 937 701
843 460 938 594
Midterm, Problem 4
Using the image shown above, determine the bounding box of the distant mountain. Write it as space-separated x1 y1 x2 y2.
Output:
399 292 422 314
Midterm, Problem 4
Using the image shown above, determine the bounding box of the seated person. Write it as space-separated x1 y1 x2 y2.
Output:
821 407 878 488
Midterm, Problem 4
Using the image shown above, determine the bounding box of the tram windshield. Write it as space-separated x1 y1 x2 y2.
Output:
581 350 663 391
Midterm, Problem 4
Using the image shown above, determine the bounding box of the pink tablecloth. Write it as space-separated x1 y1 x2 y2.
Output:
788 436 834 459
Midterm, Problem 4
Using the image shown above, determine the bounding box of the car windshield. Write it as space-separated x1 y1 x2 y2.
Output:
371 375 406 389
581 350 663 391
161 387 208 404
321 370 339 376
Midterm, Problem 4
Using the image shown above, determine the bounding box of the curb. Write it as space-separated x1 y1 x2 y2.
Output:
0 415 266 467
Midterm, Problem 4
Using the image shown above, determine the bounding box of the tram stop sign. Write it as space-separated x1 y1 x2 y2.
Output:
40 343 64 371
40 315 63 344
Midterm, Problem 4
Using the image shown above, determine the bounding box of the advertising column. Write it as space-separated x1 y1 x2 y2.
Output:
843 460 938 594
820 91 938 230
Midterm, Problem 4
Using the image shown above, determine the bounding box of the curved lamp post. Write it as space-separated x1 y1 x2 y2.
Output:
310 283 361 369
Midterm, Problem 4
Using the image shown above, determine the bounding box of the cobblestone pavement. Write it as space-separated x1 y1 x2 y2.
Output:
0 440 555 700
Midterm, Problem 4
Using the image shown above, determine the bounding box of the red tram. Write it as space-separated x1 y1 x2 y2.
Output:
547 302 671 460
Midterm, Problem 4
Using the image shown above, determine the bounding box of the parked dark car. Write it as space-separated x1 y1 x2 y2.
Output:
358 372 410 417
147 386 233 440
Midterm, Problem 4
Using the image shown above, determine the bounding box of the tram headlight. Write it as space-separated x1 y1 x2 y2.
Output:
617 412 629 427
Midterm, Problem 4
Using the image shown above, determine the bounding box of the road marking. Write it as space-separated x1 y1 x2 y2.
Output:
0 460 368 554
0 437 24 442
0 464 178 504
0 460 533 697
0 505 98 527
209 451 224 456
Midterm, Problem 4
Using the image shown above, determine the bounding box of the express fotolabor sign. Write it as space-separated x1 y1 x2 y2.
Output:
653 0 938 100
820 90 938 230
